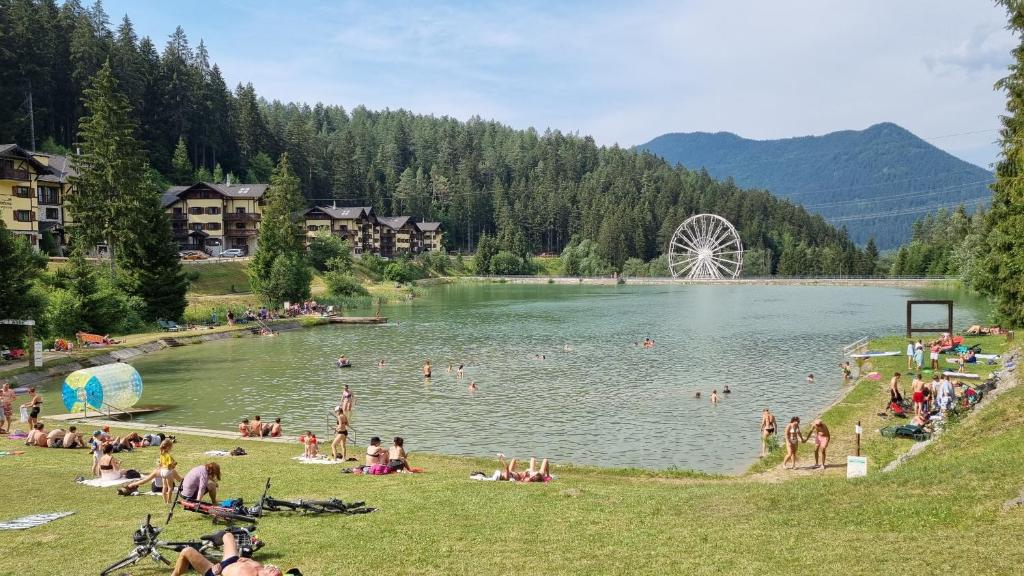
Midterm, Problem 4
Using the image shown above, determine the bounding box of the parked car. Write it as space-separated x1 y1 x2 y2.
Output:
220 248 245 258
179 250 208 260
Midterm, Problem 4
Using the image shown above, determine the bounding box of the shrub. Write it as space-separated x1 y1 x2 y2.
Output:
42 288 83 339
324 271 369 297
384 261 414 284
490 250 527 275
308 233 352 272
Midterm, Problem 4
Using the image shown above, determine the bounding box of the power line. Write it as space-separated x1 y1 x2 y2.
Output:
800 179 993 209
824 196 990 223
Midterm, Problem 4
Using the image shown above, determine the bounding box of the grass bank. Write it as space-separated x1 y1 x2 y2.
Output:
2 335 1023 575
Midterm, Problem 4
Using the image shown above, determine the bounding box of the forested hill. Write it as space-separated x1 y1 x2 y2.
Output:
637 123 994 249
0 1 872 275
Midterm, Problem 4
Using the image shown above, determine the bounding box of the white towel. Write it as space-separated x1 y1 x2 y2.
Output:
204 450 231 456
0 512 74 530
77 477 129 487
291 455 343 465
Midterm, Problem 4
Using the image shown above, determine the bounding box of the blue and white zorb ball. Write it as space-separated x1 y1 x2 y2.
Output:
61 363 143 412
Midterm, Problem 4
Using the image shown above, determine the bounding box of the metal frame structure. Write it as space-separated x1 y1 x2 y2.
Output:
667 214 744 279
906 300 953 337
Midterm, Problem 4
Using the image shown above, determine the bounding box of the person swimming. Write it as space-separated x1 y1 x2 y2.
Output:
694 391 701 399
710 390 719 404
806 373 815 384
723 385 732 394
336 356 351 368
468 381 478 391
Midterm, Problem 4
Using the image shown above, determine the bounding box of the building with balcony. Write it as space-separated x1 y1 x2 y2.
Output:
0 143 75 250
302 204 443 258
162 182 267 255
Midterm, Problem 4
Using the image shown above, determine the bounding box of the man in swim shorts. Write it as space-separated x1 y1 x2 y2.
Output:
172 531 281 576
804 419 830 470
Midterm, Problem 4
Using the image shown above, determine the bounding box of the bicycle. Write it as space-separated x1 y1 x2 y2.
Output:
250 477 375 516
100 514 261 575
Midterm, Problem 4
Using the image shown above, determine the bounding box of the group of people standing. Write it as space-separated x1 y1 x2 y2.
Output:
760 409 831 470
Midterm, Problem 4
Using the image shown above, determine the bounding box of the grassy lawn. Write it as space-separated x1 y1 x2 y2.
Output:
183 262 253 296
1 334 1022 575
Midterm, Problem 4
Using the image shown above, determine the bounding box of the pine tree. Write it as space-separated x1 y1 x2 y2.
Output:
118 179 189 321
861 238 879 276
975 1 1024 325
249 153 308 304
0 221 46 345
212 163 224 184
171 136 192 184
68 60 150 273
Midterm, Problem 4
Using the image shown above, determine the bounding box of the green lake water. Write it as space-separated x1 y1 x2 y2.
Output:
65 284 990 473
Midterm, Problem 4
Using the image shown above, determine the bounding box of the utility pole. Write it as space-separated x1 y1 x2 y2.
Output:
27 82 36 151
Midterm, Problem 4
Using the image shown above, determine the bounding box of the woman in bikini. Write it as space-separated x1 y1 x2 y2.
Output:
341 385 354 415
783 417 804 470
21 387 42 429
331 406 349 461
387 437 409 472
803 419 830 470
98 443 124 480
760 409 777 457
496 453 551 482
422 360 432 379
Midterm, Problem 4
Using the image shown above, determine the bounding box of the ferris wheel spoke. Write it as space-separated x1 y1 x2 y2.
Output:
710 258 735 276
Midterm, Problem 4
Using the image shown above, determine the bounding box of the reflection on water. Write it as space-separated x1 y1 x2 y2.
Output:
114 284 983 473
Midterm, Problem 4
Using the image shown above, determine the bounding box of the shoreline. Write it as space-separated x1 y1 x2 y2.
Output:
454 275 950 288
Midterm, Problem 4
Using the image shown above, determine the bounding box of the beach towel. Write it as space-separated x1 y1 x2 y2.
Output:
0 451 25 456
7 431 28 439
0 512 74 530
204 450 231 456
292 455 344 465
76 477 130 487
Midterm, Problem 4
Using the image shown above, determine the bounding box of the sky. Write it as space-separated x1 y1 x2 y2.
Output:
100 0 1016 169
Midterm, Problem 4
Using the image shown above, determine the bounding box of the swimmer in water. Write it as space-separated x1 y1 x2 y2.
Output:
723 385 731 394
563 345 573 352
447 363 452 374
457 364 464 379
711 390 719 404
423 360 432 379
694 391 701 399
806 373 815 384
378 358 386 368
468 381 478 391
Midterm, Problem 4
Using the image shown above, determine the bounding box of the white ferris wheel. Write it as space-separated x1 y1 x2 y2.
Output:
667 214 744 279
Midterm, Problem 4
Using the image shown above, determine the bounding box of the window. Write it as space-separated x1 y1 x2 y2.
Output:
45 208 59 220
190 223 205 231
173 207 183 215
37 187 60 205
340 225 348 231
13 186 32 198
13 210 34 222
234 223 246 229
206 207 221 215
172 222 186 230
236 207 246 214
206 222 221 231
189 207 204 215
307 225 319 231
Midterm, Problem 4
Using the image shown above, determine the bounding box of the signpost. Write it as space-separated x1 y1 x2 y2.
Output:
848 420 867 478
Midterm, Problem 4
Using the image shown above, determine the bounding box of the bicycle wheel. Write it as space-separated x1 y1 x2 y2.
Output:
100 549 143 575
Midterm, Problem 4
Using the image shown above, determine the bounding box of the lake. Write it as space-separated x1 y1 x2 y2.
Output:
115 283 985 473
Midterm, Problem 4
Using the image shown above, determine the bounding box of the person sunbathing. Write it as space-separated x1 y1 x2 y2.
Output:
25 423 47 447
387 437 409 472
495 453 551 482
172 531 282 576
270 418 282 437
365 437 386 467
239 418 250 437
299 431 318 459
97 444 124 480
46 427 66 448
62 426 84 449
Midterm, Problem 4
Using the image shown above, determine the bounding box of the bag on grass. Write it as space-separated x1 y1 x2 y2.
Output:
19 406 28 423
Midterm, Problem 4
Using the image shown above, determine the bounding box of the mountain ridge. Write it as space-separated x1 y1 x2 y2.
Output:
637 123 993 248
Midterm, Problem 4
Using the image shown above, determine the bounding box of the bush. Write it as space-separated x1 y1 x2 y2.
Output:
324 271 369 297
42 288 82 339
490 250 528 275
384 261 415 284
308 233 352 272
360 253 387 276
560 238 612 277
622 257 647 277
263 254 312 307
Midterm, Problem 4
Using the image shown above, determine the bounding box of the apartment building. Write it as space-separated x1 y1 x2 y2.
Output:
0 143 74 250
162 182 267 255
302 205 443 257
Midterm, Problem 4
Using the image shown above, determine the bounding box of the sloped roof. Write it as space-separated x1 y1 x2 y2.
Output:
35 153 77 183
161 182 268 207
0 143 47 171
377 216 412 231
417 221 441 232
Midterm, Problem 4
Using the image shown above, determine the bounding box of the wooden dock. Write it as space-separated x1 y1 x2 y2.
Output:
327 316 388 324
46 407 164 422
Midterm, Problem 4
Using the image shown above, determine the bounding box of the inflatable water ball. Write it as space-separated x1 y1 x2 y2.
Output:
61 363 143 412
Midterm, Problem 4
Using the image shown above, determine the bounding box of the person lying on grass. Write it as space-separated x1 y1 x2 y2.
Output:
496 453 552 482
172 531 282 576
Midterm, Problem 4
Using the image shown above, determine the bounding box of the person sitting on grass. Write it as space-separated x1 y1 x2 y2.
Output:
98 444 124 481
46 427 66 448
495 453 552 482
62 426 84 449
365 437 386 467
250 416 264 437
239 418 250 437
25 422 47 447
179 462 221 504
270 418 282 437
387 437 409 473
172 531 283 576
299 431 318 459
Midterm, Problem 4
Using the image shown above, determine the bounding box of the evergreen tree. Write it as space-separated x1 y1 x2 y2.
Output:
246 152 274 183
118 180 189 321
171 136 192 184
249 153 308 303
0 221 46 345
861 238 879 276
212 163 224 183
975 0 1024 325
67 60 149 273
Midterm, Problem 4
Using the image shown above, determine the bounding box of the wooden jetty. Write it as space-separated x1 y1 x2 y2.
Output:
327 316 388 324
46 406 163 422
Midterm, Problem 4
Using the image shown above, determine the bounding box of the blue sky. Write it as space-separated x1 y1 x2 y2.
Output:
101 0 1014 168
